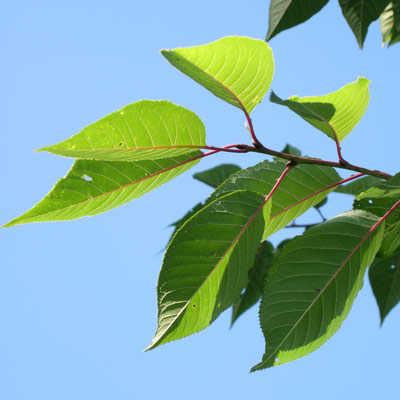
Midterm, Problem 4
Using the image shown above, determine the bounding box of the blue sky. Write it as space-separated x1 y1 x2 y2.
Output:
1 1 399 399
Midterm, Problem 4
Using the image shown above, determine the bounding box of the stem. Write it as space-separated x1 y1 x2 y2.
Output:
264 163 295 203
243 111 262 148
316 207 327 222
271 173 364 220
243 145 392 180
367 199 400 235
286 222 319 229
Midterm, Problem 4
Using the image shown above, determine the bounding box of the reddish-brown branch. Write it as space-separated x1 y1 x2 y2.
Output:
242 145 391 180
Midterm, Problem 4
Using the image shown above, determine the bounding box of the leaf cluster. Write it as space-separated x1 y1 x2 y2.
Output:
4 35 400 371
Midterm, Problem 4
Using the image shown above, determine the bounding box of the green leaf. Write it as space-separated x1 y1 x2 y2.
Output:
339 0 391 48
146 190 271 350
161 37 274 114
266 0 329 41
211 158 341 239
281 143 302 156
4 153 201 227
271 77 370 143
252 210 384 370
193 164 242 188
169 202 204 230
380 1 400 47
231 241 275 326
39 100 206 161
335 176 383 195
369 248 400 324
354 173 400 257
314 196 327 209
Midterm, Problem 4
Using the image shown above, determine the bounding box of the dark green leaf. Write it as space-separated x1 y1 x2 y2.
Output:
193 164 241 188
169 202 204 230
146 191 271 350
339 0 391 48
231 241 275 326
161 37 274 114
211 158 341 239
314 196 327 209
271 78 370 143
266 0 329 41
354 172 400 257
369 248 400 324
335 176 383 195
4 153 201 227
252 210 384 370
380 1 400 47
281 143 302 156
39 100 206 161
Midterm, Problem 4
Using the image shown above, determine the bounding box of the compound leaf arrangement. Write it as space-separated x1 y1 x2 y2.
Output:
4 36 400 371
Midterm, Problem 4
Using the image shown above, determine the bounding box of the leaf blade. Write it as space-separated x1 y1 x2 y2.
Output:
146 190 271 350
193 163 242 188
39 100 206 161
266 0 329 41
271 78 370 143
231 240 275 326
339 0 391 48
369 248 400 324
252 210 384 370
211 158 341 239
4 153 201 227
161 37 274 113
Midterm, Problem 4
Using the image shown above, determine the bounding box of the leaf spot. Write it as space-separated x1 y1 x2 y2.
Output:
83 174 93 182
192 304 196 309
118 142 124 147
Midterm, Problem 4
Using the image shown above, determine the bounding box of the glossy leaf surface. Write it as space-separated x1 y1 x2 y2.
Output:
4 153 201 227
271 78 370 143
339 0 391 48
266 0 329 41
252 210 383 370
147 191 271 349
161 37 274 113
40 100 206 161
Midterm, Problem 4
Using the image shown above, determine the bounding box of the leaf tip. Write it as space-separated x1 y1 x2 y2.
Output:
356 77 371 86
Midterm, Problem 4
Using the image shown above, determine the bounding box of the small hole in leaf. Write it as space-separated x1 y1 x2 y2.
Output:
275 357 279 363
118 142 124 147
83 174 93 182
192 304 196 309
391 265 396 269
368 199 373 205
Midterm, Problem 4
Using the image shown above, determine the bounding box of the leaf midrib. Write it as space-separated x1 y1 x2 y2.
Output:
148 194 267 349
164 49 251 115
263 220 377 365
